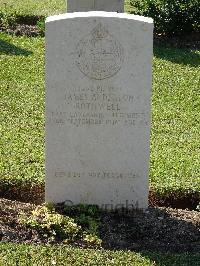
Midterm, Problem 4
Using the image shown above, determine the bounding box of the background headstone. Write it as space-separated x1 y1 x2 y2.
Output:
67 0 124 12
45 12 153 209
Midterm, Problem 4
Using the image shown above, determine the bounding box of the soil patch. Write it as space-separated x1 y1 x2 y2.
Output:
154 33 200 49
0 198 39 244
100 207 200 253
0 24 41 37
0 183 44 205
0 198 199 253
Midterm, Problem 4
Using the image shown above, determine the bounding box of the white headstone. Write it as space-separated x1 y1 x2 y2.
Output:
45 12 153 210
67 0 124 12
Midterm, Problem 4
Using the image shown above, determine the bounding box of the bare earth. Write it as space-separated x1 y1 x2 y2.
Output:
0 198 199 253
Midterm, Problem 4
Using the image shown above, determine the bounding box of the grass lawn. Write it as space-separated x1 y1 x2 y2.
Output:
0 0 66 17
0 33 45 186
0 243 200 266
151 47 200 194
0 32 199 196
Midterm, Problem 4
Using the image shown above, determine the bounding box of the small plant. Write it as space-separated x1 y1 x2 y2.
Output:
62 204 101 236
36 19 45 36
19 204 102 245
78 213 100 235
19 205 81 242
83 234 102 245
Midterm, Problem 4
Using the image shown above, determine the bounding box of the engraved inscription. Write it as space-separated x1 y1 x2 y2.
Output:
47 86 149 127
76 23 124 80
54 171 139 179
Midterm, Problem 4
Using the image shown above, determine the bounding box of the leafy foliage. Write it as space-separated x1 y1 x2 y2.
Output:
19 204 102 245
131 0 200 35
36 19 45 36
19 205 81 242
60 204 101 236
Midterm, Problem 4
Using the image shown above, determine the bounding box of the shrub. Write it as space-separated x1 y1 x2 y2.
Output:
19 205 81 242
19 204 102 245
130 0 200 36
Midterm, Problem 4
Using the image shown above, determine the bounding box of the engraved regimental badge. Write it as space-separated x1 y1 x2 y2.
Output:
76 23 124 80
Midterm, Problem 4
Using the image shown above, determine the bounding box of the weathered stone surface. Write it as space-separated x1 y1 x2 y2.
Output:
67 0 124 12
45 12 153 209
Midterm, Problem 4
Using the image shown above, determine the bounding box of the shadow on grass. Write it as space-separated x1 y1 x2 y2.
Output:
154 46 200 67
0 39 32 56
